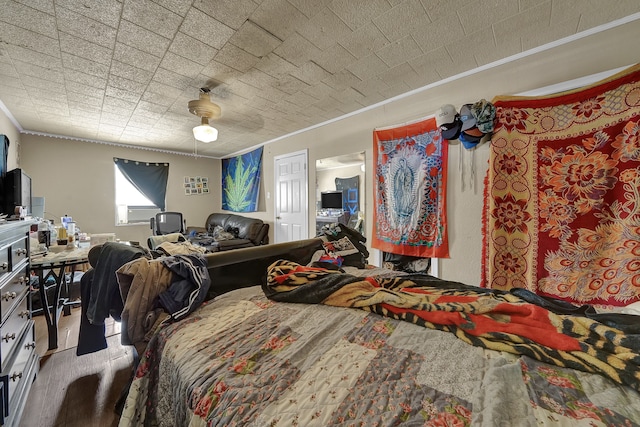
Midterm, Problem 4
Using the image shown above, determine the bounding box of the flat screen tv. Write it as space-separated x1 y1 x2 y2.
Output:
1 168 32 216
320 191 343 210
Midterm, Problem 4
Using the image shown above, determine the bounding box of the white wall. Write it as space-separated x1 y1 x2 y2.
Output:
20 135 218 246
316 164 364 208
0 107 21 170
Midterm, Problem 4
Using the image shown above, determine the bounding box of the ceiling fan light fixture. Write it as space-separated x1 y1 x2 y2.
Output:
193 117 218 143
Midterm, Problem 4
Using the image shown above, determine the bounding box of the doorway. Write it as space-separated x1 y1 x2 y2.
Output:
274 150 308 243
315 152 365 235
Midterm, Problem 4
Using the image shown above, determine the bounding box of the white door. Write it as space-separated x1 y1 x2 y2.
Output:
274 150 308 243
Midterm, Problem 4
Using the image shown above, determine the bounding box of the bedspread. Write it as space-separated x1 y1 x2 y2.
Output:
264 260 640 393
119 285 640 426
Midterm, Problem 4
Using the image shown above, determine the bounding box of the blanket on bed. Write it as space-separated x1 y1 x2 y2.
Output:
120 285 640 427
263 260 640 393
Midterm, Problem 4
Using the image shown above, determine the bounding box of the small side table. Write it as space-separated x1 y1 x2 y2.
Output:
30 247 90 350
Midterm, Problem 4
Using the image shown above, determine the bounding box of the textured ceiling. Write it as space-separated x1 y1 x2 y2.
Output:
1 0 639 158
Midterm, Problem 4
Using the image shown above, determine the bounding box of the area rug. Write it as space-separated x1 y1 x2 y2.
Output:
482 63 640 306
372 117 449 258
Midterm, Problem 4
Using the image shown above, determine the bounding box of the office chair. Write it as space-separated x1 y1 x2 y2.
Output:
150 212 186 235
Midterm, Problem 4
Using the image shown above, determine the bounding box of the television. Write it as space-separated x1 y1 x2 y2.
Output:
320 191 343 210
1 168 32 217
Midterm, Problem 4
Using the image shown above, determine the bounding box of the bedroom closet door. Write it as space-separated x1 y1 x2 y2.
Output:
274 150 308 243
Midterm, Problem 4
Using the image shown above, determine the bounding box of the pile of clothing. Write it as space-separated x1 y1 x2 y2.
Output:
314 223 369 268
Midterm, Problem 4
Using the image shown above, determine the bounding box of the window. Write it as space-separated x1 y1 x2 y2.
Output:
114 157 169 225
115 165 161 225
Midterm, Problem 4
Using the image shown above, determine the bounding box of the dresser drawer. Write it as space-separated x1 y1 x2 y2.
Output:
0 242 9 285
0 296 30 374
1 323 37 427
0 233 28 284
0 267 29 325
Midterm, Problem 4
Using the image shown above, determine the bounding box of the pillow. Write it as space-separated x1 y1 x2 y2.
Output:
308 249 344 267
322 236 359 257
211 225 236 241
226 226 240 238
308 249 327 265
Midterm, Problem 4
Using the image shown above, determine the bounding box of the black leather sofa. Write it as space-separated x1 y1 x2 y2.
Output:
187 213 269 252
204 238 323 298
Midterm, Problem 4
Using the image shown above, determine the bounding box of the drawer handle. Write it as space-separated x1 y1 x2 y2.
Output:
1 292 17 301
15 248 27 256
19 310 30 319
0 262 7 271
2 333 16 343
10 372 22 382
25 342 35 350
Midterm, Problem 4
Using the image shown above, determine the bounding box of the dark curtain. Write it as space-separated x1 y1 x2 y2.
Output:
0 135 9 178
114 158 169 211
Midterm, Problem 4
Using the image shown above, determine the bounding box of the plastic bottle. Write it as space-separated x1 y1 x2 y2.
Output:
37 219 51 247
49 220 58 244
62 214 71 231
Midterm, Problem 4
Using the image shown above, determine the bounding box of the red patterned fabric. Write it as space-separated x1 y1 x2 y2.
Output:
482 64 640 306
372 117 449 258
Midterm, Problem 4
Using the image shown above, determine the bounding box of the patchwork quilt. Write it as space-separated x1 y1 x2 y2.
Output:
119 266 640 426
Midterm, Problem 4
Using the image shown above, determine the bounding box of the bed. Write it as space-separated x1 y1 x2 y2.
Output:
115 238 640 427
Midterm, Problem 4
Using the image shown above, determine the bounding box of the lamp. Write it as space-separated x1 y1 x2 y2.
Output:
192 117 218 143
188 88 222 143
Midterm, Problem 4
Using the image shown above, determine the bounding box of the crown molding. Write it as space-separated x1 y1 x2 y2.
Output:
20 130 218 159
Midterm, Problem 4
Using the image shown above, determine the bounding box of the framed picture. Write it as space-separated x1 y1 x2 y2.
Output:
184 176 209 195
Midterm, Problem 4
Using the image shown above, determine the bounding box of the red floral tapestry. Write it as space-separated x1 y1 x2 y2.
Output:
372 117 449 258
482 64 640 306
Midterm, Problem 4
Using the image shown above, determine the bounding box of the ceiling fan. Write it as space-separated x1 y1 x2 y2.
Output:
188 87 221 143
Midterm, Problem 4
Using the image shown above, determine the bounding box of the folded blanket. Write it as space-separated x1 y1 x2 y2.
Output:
156 240 207 256
263 260 640 392
147 233 185 250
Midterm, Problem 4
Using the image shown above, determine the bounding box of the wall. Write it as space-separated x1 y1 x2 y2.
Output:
13 20 640 286
316 164 364 210
0 107 20 170
258 21 639 284
19 135 218 246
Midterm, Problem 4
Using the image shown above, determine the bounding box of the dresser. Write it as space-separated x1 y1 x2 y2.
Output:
0 220 37 427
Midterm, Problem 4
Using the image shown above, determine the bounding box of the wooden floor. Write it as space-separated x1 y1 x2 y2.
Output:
19 307 135 427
